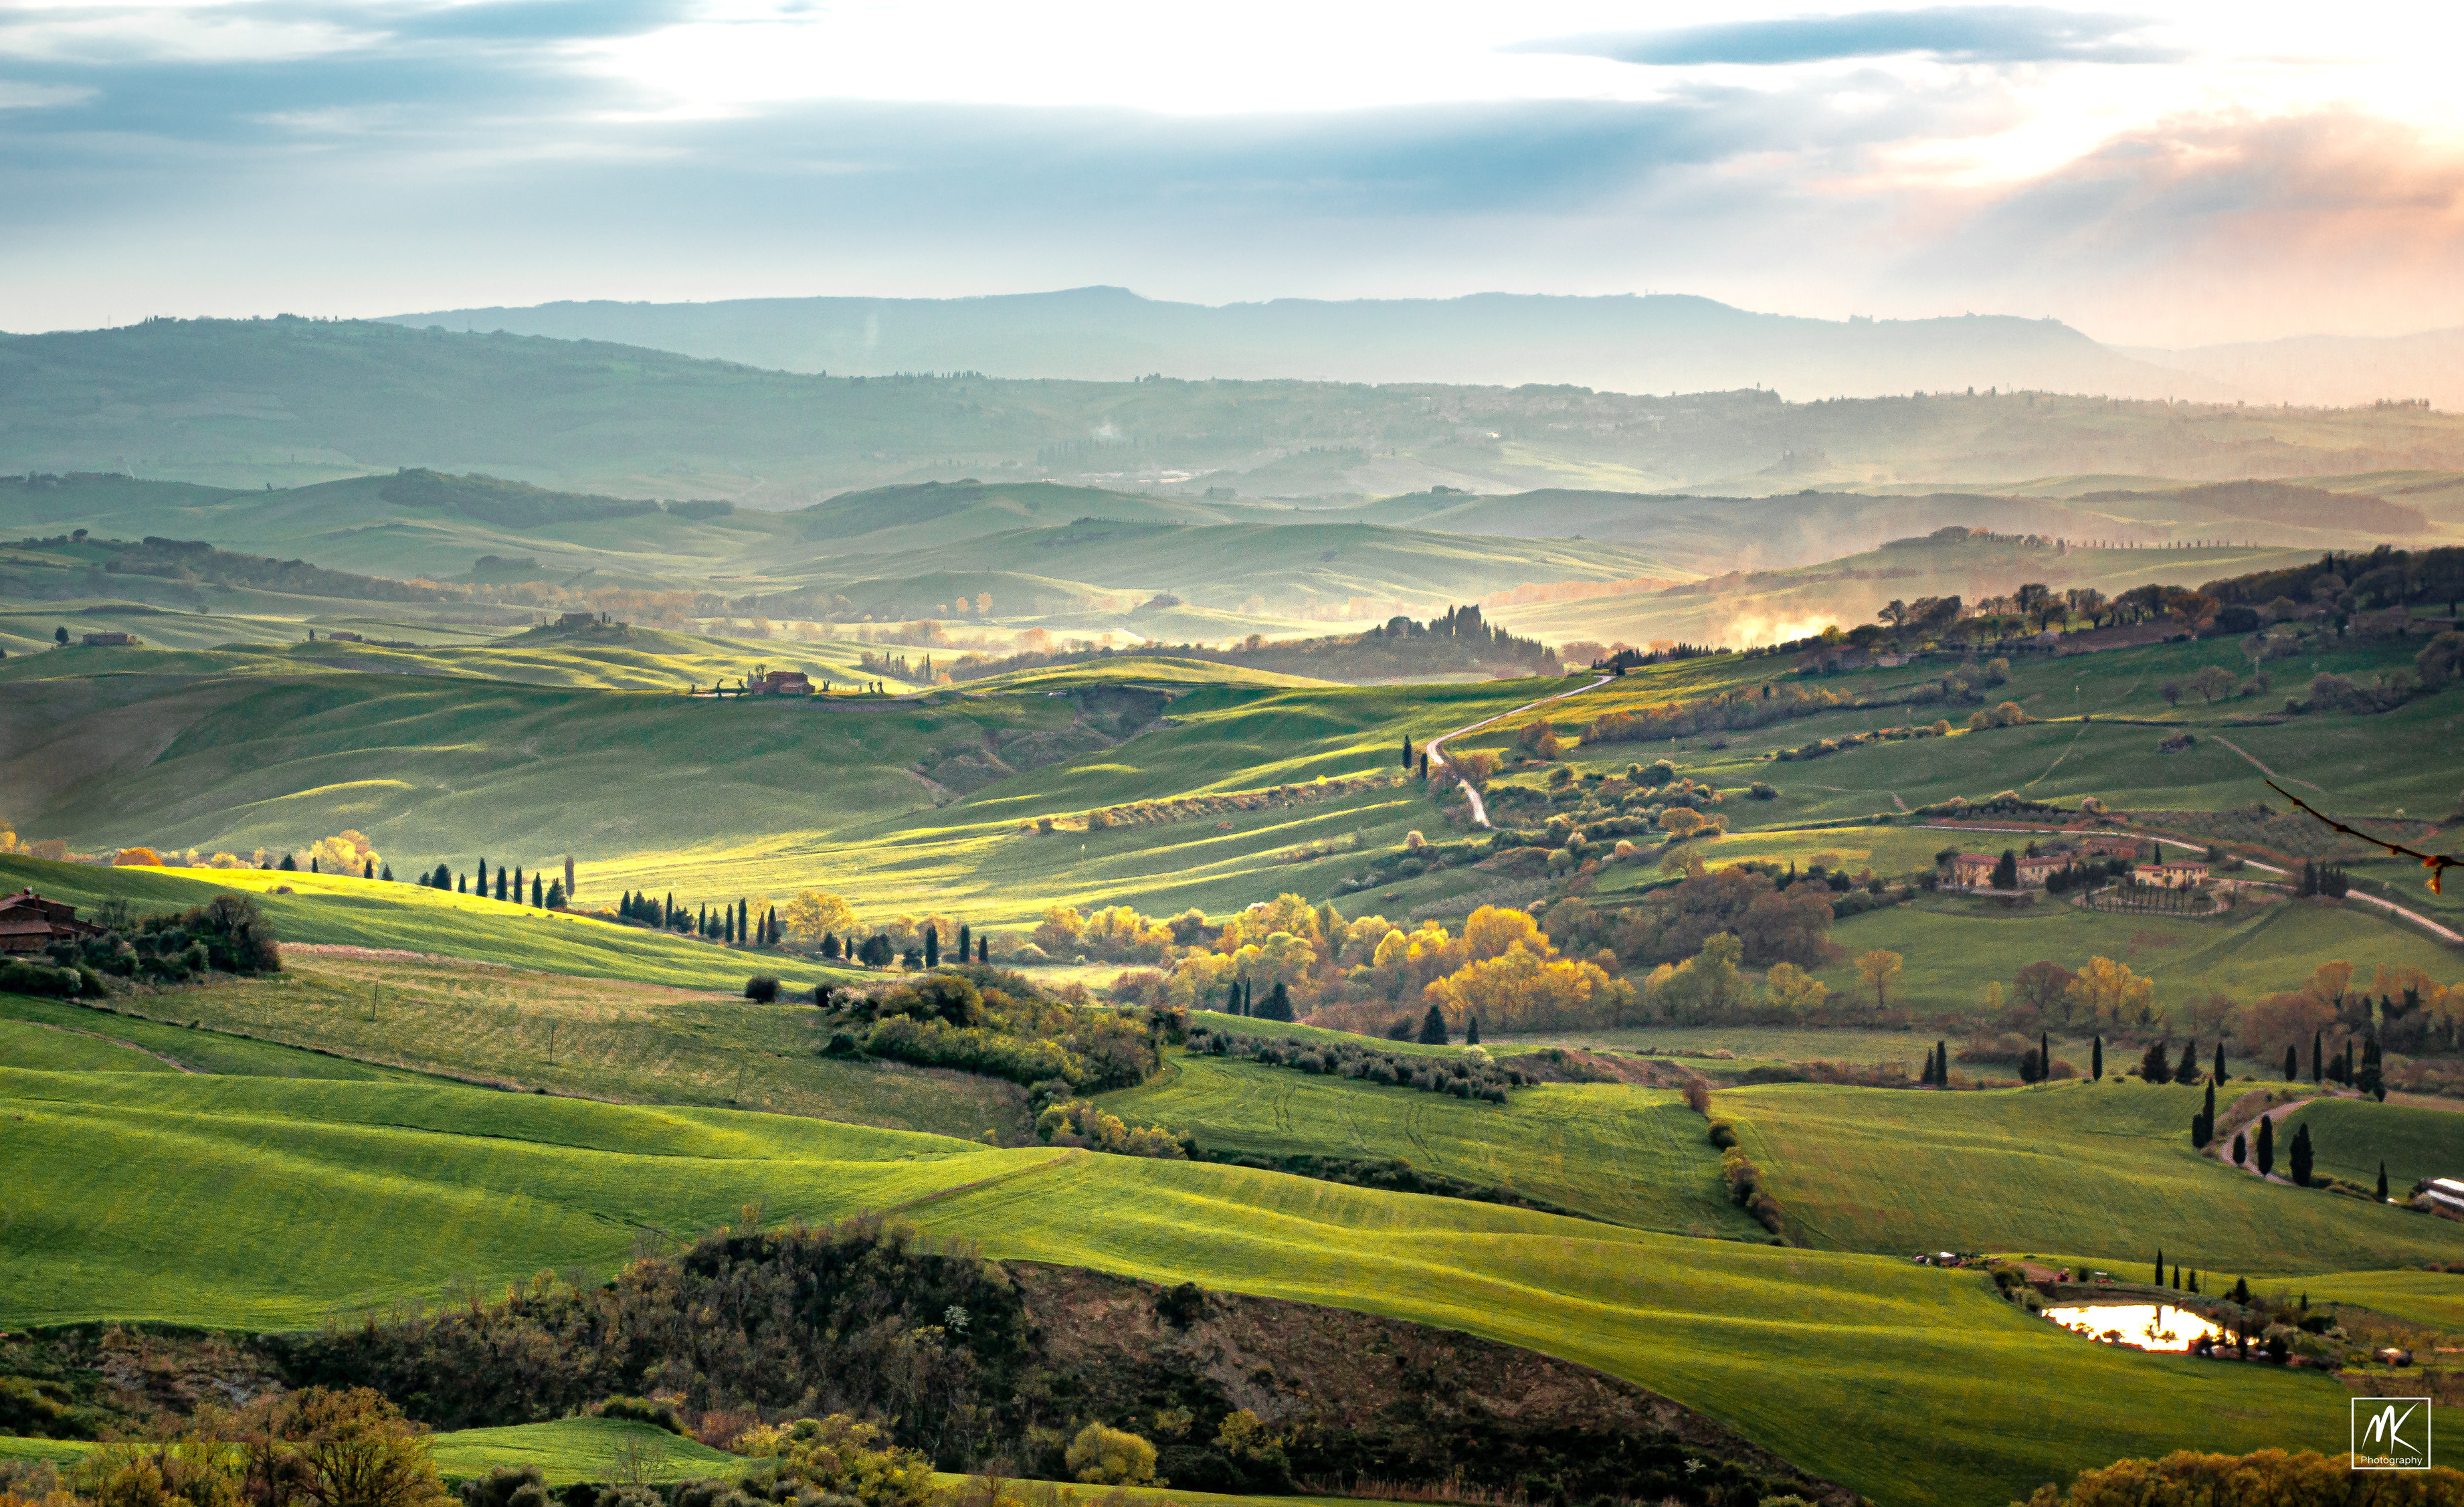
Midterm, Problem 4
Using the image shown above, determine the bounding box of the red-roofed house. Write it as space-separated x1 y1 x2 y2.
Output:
750 670 814 695
0 889 104 954
1950 852 2071 889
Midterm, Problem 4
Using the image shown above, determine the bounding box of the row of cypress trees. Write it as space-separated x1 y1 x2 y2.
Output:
420 859 557 907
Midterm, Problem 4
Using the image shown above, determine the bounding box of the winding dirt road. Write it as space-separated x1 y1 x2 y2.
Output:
1424 675 1614 829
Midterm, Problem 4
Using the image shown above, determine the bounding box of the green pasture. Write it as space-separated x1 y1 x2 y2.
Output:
0 1069 2350 1507
2294 1270 2464 1333
1100 1053 1764 1239
0 857 860 993
0 1067 1052 1329
2279 1095 2464 1194
1720 1077 2464 1274
428 1419 747 1485
0 988 442 1081
139 951 1028 1138
1811 889 2459 1027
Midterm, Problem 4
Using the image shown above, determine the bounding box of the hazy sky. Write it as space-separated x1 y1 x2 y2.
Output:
2 1 2459 345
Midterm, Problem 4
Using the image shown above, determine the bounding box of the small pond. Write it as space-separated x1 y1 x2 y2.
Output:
2041 1303 2228 1352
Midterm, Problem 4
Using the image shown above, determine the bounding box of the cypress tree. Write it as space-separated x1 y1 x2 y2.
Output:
2153 1247 2164 1285
725 906 737 944
495 869 507 901
2092 1035 2103 1081
457 873 466 893
2188 1271 2199 1294
2233 1130 2246 1165
2378 1161 2390 1202
1992 849 2019 889
2256 1115 2275 1177
1417 751 1429 779
2041 1031 2050 1079
977 936 988 964
822 932 841 960
925 924 939 968
1465 1014 1481 1045
2311 1030 2322 1082
2174 1039 2200 1085
364 859 375 880
280 853 297 872
2212 1041 2226 1083
1400 734 1414 769
476 858 487 893
957 923 971 963
513 867 523 901
1264 981 1293 1022
1417 1002 1449 1045
533 874 545 906
2203 1079 2215 1125
2283 1044 2297 1081
2171 1266 2180 1290
381 864 393 882
2288 1123 2313 1186
739 899 749 943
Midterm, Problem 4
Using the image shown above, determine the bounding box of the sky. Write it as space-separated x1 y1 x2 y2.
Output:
1 1 2461 346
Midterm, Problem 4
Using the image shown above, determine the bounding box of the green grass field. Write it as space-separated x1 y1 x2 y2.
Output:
118 950 1029 1138
0 1067 2350 1507
2293 1271 2464 1332
0 857 861 992
1720 1077 2464 1274
426 1418 747 1485
1100 1053 1765 1239
2279 1095 2464 1194
0 992 437 1081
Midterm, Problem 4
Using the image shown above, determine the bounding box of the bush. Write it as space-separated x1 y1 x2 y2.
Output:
1065 1423 1159 1486
0 959 84 998
1748 782 1777 800
594 1396 686 1434
744 976 781 1002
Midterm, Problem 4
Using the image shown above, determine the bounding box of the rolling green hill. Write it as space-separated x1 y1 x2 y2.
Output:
0 857 860 992
1719 1078 2464 1274
2278 1095 2464 1194
0 1067 2349 1507
1099 1054 1764 1238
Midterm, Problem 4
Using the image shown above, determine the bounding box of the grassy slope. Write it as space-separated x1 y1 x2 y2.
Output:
0 1014 180 1073
2278 1095 2464 1194
2295 1271 2464 1332
0 1068 1042 1329
0 991 436 1081
427 1419 746 1485
1721 1078 2464 1275
0 857 862 992
1099 1053 1765 1239
0 1069 2343 1507
120 950 1029 1139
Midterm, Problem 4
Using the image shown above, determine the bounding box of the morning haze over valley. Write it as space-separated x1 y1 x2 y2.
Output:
3 5 2463 1507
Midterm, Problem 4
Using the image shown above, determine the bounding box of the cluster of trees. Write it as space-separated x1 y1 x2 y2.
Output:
2012 1447 2464 1506
1034 1098 1188 1157
18 893 282 998
1582 681 1851 745
0 1389 456 1507
828 968 1166 1092
419 858 557 907
618 891 779 946
1188 1027 1520 1103
2293 859 2351 898
946 604 1563 685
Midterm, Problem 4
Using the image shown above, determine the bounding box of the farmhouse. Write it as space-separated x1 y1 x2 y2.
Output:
750 670 814 695
80 630 138 646
2134 860 2209 889
1951 852 2069 889
2085 834 2147 860
0 889 104 954
2421 1178 2464 1217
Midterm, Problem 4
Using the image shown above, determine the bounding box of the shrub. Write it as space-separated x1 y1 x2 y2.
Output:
1748 782 1777 800
594 1395 687 1435
1065 1423 1158 1486
0 959 84 998
744 976 781 1002
1705 1118 1738 1149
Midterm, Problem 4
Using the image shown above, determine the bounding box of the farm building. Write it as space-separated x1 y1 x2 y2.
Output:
80 630 138 646
2085 834 2148 859
2423 1178 2464 1217
1951 852 2070 889
749 669 814 695
2134 860 2209 889
0 889 105 954
324 630 363 642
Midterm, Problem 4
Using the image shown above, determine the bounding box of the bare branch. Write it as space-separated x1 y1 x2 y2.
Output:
2264 780 2460 896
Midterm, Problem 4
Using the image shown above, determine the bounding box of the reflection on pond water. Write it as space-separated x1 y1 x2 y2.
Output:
2042 1304 2227 1352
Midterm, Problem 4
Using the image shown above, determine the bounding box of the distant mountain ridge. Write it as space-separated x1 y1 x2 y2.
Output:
381 286 2231 402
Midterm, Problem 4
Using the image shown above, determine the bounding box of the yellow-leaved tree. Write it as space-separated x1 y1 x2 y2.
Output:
2063 955 2157 1027
781 889 856 944
308 830 381 876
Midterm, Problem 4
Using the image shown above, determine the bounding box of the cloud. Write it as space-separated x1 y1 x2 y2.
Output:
1517 6 2179 68
0 78 92 108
